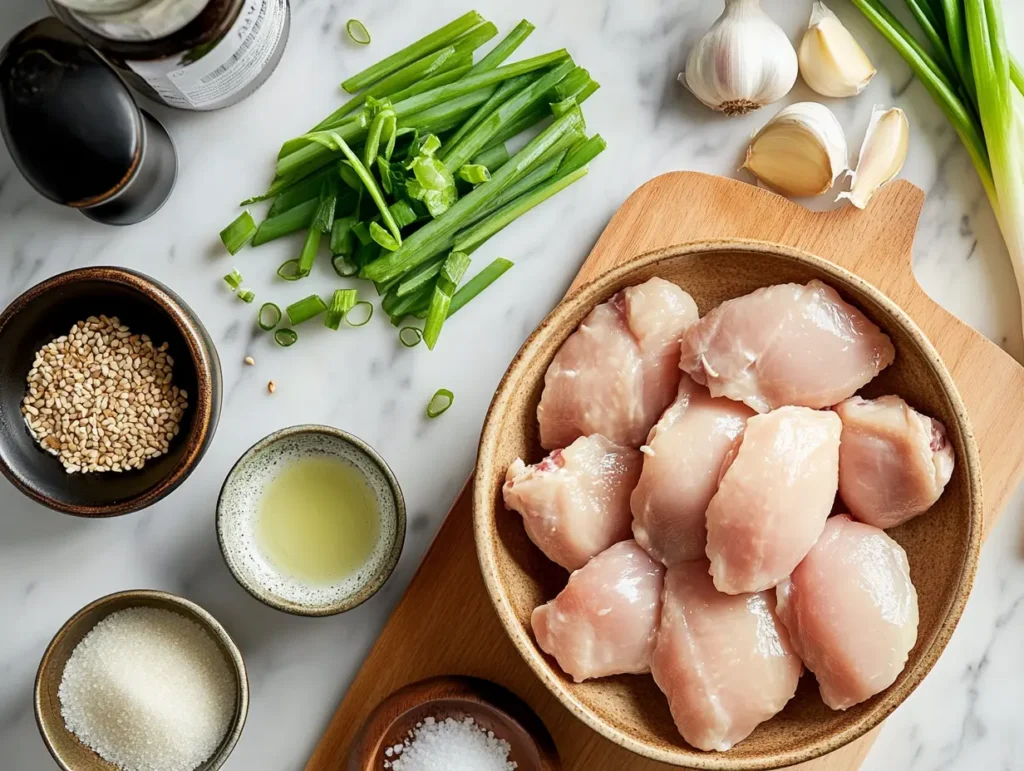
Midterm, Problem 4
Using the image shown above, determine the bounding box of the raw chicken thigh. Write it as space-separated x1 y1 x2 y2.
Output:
834 396 955 529
538 277 699 449
532 540 664 682
706 406 841 594
631 376 755 565
776 515 919 710
651 561 803 752
679 280 895 413
503 435 643 571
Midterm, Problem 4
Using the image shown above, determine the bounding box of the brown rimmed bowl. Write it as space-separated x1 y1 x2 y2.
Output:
35 589 249 771
473 240 983 769
0 266 221 516
348 676 561 771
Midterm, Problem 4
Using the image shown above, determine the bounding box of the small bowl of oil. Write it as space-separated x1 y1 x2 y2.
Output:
216 425 406 616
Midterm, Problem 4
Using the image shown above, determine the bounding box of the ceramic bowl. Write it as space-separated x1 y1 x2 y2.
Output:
0 267 221 516
35 589 248 771
473 241 983 769
217 425 407 616
348 676 561 771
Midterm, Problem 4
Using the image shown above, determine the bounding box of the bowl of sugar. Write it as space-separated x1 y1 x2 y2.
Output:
35 589 248 771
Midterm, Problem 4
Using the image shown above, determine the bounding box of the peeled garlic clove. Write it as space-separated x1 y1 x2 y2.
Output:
838 106 910 209
681 0 798 116
798 2 876 98
742 102 849 198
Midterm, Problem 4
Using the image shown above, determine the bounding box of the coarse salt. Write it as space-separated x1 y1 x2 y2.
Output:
386 715 516 771
58 607 236 771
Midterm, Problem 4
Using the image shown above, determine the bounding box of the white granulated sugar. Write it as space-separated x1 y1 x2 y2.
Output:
58 607 236 771
387 715 517 771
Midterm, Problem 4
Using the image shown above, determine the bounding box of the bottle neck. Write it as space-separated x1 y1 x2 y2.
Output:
51 0 210 42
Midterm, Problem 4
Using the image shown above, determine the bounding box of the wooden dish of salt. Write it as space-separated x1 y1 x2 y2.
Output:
348 676 561 771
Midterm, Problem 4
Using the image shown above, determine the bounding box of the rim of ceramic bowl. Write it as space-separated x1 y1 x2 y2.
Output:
34 589 249 771
216 424 407 617
473 239 983 770
0 266 218 517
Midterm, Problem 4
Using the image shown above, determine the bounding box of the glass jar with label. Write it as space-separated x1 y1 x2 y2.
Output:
47 0 291 111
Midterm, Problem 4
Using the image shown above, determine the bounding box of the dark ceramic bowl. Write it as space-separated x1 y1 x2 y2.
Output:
0 267 221 516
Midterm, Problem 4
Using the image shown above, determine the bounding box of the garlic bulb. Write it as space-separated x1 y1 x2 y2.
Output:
680 0 798 116
838 106 910 209
798 2 876 97
742 102 849 198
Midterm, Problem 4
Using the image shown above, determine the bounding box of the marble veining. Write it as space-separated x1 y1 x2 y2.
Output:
1 1 1023 769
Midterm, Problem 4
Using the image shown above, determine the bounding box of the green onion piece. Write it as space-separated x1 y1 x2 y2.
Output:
389 199 421 229
286 294 328 325
560 134 607 175
253 199 320 246
399 326 423 347
396 254 446 297
351 220 373 246
440 250 471 285
370 220 401 251
347 302 374 327
442 74 536 154
258 303 282 331
471 143 510 173
448 258 513 317
467 19 534 74
376 63 472 109
266 168 333 214
458 164 491 185
330 215 357 255
341 11 485 93
325 289 358 330
274 328 298 347
224 269 243 291
363 106 395 169
297 225 322 276
310 189 338 234
220 212 257 254
237 289 256 304
426 389 454 418
354 241 381 268
345 19 371 45
277 259 305 281
422 251 470 350
332 254 359 277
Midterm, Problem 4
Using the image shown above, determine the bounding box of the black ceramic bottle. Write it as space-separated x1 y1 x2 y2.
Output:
0 18 177 225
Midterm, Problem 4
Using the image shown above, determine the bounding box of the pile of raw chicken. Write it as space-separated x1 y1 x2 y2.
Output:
503 277 955 752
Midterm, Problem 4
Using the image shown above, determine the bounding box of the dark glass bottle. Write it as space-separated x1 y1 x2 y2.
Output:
0 18 177 225
48 0 291 111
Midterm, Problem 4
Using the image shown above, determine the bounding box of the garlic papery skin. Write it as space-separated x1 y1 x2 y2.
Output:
742 102 849 198
838 106 910 209
798 2 876 98
681 0 798 117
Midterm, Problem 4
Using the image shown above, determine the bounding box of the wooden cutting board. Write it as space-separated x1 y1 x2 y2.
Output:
307 172 1024 771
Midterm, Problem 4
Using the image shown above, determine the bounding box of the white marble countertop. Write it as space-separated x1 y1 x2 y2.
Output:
1 1 1023 769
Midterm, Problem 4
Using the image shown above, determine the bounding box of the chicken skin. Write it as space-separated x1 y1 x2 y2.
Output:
532 540 665 682
538 277 699 449
834 396 955 529
631 376 755 566
679 280 895 413
504 435 643 571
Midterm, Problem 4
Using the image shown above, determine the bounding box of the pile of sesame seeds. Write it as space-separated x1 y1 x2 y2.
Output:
21 315 188 474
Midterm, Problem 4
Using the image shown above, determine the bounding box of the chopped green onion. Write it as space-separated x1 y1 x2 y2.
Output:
351 220 373 246
399 326 423 347
347 301 374 327
448 258 513 317
458 164 491 185
277 259 305 281
237 289 256 304
297 226 322 277
258 303 282 331
467 19 534 74
325 289 358 330
286 295 328 325
426 389 454 418
253 199 319 246
396 254 446 297
345 19 371 45
220 212 257 254
332 254 359 277
471 143 510 173
442 74 536 154
274 328 298 347
363 104 395 169
310 188 338 233
370 220 401 251
266 168 332 215
224 269 243 291
388 199 421 229
330 215 357 256
423 250 471 350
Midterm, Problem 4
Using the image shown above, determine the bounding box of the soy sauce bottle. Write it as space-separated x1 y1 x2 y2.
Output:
0 18 177 225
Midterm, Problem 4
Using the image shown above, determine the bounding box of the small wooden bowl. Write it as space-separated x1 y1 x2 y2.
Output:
35 589 249 771
0 267 221 516
348 676 561 771
473 241 983 769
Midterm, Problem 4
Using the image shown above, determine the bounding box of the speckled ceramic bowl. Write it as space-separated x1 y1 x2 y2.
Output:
216 425 406 616
35 589 248 771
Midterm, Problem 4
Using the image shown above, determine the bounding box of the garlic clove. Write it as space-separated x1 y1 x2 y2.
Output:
838 105 910 209
742 102 849 198
682 0 798 117
798 2 876 98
